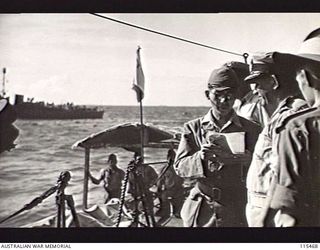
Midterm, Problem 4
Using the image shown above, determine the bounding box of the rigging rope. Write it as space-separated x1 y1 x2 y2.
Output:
90 13 244 58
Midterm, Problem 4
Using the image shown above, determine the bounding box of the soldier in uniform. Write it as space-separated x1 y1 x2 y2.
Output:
230 59 271 128
174 65 261 227
265 28 320 227
244 53 307 227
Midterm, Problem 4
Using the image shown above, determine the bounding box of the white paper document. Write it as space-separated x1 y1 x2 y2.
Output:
207 132 245 154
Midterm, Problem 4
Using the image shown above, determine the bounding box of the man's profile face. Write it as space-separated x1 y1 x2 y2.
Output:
250 74 276 94
207 88 236 116
249 74 277 105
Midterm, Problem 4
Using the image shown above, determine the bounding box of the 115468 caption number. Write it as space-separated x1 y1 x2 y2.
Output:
300 244 319 249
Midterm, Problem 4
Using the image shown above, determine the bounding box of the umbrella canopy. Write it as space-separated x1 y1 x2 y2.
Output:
72 122 176 150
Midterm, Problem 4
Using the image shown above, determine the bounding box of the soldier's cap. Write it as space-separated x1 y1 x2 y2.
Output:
207 66 239 91
223 61 249 83
244 53 275 83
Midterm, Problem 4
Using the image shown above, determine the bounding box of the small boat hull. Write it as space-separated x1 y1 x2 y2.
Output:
14 103 104 120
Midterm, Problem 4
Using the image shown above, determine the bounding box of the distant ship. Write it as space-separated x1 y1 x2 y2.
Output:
1 68 104 120
13 94 104 120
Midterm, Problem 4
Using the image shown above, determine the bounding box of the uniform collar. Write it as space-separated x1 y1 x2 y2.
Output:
201 108 242 131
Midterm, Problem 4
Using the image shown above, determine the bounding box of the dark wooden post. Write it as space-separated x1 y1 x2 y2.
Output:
83 147 90 210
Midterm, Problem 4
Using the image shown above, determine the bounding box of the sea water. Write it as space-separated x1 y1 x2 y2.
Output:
0 105 208 227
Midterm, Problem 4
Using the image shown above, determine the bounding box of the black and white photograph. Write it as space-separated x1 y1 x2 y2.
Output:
0 13 320 243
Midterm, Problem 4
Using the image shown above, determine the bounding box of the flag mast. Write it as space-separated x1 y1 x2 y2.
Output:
139 93 144 161
132 46 145 161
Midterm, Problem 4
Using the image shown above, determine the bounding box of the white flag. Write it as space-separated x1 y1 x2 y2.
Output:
132 46 145 102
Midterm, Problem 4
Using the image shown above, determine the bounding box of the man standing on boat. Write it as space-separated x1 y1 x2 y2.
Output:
261 29 320 227
124 152 158 226
155 148 184 218
244 53 307 227
174 65 261 227
126 153 158 206
89 153 125 203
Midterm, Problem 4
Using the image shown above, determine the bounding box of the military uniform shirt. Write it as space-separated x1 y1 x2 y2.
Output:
174 108 261 227
175 109 261 179
247 98 307 197
270 106 320 226
245 97 307 227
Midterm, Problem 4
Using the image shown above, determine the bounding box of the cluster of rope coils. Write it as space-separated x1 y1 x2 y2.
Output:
90 13 249 64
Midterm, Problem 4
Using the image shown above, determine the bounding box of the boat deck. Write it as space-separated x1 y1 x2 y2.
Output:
22 203 183 228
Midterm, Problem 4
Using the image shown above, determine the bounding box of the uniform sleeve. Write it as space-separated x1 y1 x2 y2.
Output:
174 122 205 178
270 125 307 213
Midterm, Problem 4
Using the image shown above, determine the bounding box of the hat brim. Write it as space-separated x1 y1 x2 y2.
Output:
298 53 320 62
244 72 270 83
210 86 233 91
272 52 320 70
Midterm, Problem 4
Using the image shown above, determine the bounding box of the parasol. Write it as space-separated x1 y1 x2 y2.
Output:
72 122 177 150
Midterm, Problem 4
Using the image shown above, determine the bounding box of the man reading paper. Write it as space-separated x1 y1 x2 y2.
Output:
174 65 261 227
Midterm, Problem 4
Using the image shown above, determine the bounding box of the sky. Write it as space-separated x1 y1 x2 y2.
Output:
0 13 320 106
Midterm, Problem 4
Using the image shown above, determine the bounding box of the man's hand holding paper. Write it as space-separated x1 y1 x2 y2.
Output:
204 131 252 165
199 143 220 161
